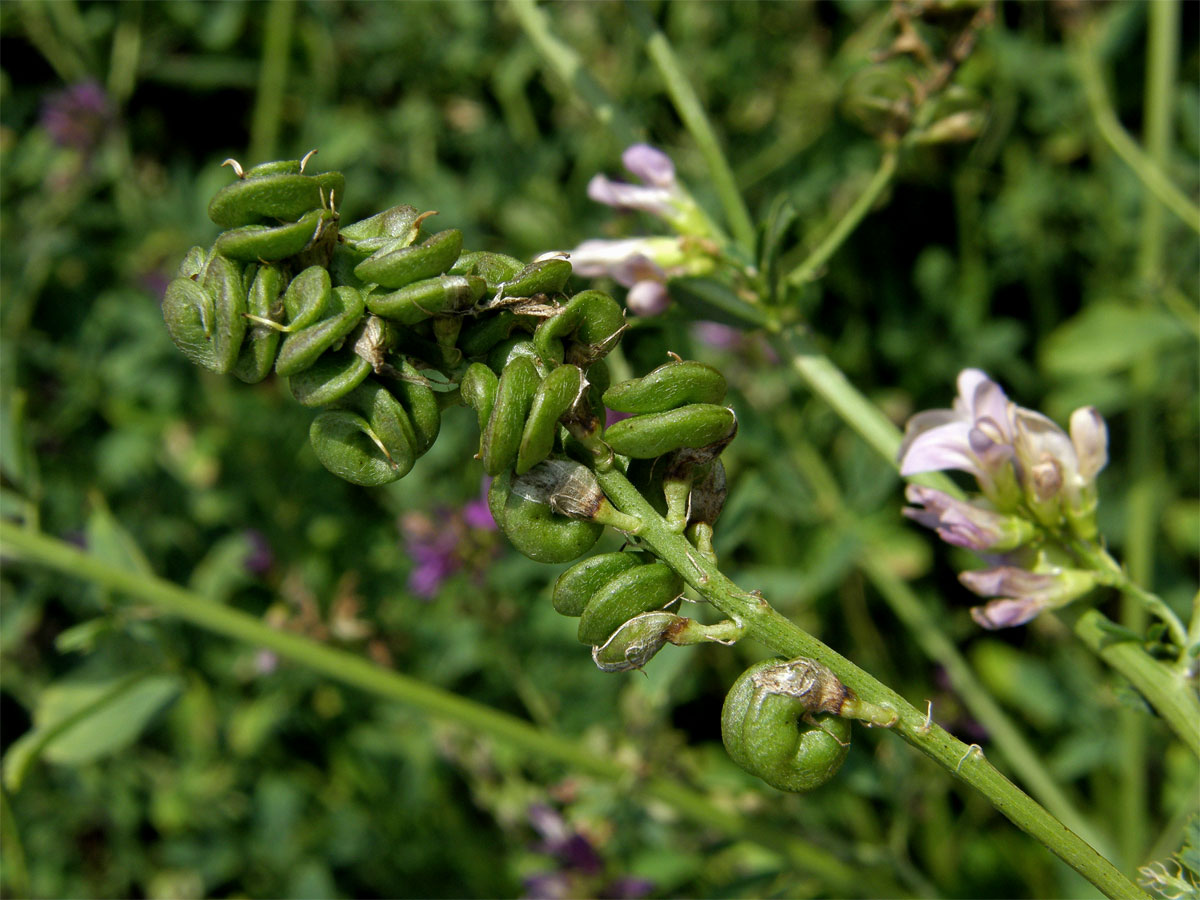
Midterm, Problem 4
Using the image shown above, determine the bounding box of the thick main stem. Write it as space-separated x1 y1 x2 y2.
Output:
0 521 895 898
593 465 1149 900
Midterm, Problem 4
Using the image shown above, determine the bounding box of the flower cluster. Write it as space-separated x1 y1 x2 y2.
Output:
570 144 716 316
898 369 1109 628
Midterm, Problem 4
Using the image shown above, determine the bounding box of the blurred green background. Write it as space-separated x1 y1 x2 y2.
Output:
1 1 1196 897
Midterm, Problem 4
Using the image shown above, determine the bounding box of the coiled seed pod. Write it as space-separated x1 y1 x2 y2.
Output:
552 552 684 647
721 657 852 793
461 356 589 476
207 157 344 228
603 359 726 414
604 404 736 459
487 467 604 564
533 290 626 366
308 365 440 486
354 228 463 289
162 250 247 375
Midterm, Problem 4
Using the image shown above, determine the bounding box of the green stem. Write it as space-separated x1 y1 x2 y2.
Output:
785 149 898 287
592 465 1148 900
506 0 638 147
857 553 1111 857
0 521 892 898
1073 25 1200 235
627 1 754 253
1064 607 1200 759
0 788 29 898
249 0 296 164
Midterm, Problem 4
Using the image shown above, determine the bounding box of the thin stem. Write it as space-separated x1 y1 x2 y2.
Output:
0 521 892 898
627 2 754 253
1072 27 1200 236
785 149 898 287
0 788 29 898
592 465 1149 900
788 439 1109 852
506 0 638 148
249 0 296 164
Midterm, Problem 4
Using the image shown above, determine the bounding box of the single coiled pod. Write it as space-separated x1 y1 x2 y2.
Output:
308 366 440 486
552 552 684 647
533 290 626 367
487 465 604 564
601 359 736 460
207 154 343 267
721 657 852 793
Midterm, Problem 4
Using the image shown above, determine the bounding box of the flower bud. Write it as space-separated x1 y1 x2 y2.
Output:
961 564 1099 629
903 485 1036 552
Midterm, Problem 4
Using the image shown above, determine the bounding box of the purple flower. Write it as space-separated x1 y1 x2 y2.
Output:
569 237 681 317
586 143 709 236
899 369 1109 537
242 529 274 575
960 565 1098 629
400 480 499 597
898 369 1018 500
903 485 1036 552
40 80 113 154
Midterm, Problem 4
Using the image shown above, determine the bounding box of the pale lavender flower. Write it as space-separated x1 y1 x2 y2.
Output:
898 369 1018 501
40 80 113 153
523 804 652 900
586 143 709 236
903 484 1036 552
622 143 676 187
569 237 681 317
961 565 1098 629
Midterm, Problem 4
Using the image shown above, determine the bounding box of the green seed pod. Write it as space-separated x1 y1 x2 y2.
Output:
354 228 463 289
577 562 683 646
603 360 726 414
231 264 285 383
366 274 486 324
275 286 365 377
486 337 548 377
339 204 423 252
721 658 853 793
552 552 643 617
208 169 345 228
162 253 247 375
517 364 584 475
214 208 338 263
487 469 603 564
391 358 441 455
533 290 625 367
449 250 524 293
592 611 685 673
603 404 736 459
457 310 533 359
177 245 207 280
309 380 416 485
460 362 499 434
479 355 540 476
288 350 372 407
499 257 573 298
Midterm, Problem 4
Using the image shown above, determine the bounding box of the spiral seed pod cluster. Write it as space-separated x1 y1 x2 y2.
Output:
721 657 853 793
163 155 625 513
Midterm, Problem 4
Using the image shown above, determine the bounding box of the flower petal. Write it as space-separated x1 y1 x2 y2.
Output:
622 143 676 187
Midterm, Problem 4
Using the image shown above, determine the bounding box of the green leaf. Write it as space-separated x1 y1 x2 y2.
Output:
1040 302 1186 376
4 671 183 790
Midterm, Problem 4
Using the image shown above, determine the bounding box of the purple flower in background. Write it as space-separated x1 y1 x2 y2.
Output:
242 529 274 575
522 804 654 900
40 80 113 154
400 479 499 598
569 237 682 317
587 144 682 221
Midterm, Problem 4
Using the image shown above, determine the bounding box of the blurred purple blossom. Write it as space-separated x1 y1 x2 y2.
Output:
522 804 654 900
400 479 498 598
242 529 274 575
40 80 113 154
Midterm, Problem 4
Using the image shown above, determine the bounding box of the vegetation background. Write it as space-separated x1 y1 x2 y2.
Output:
1 1 1196 898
